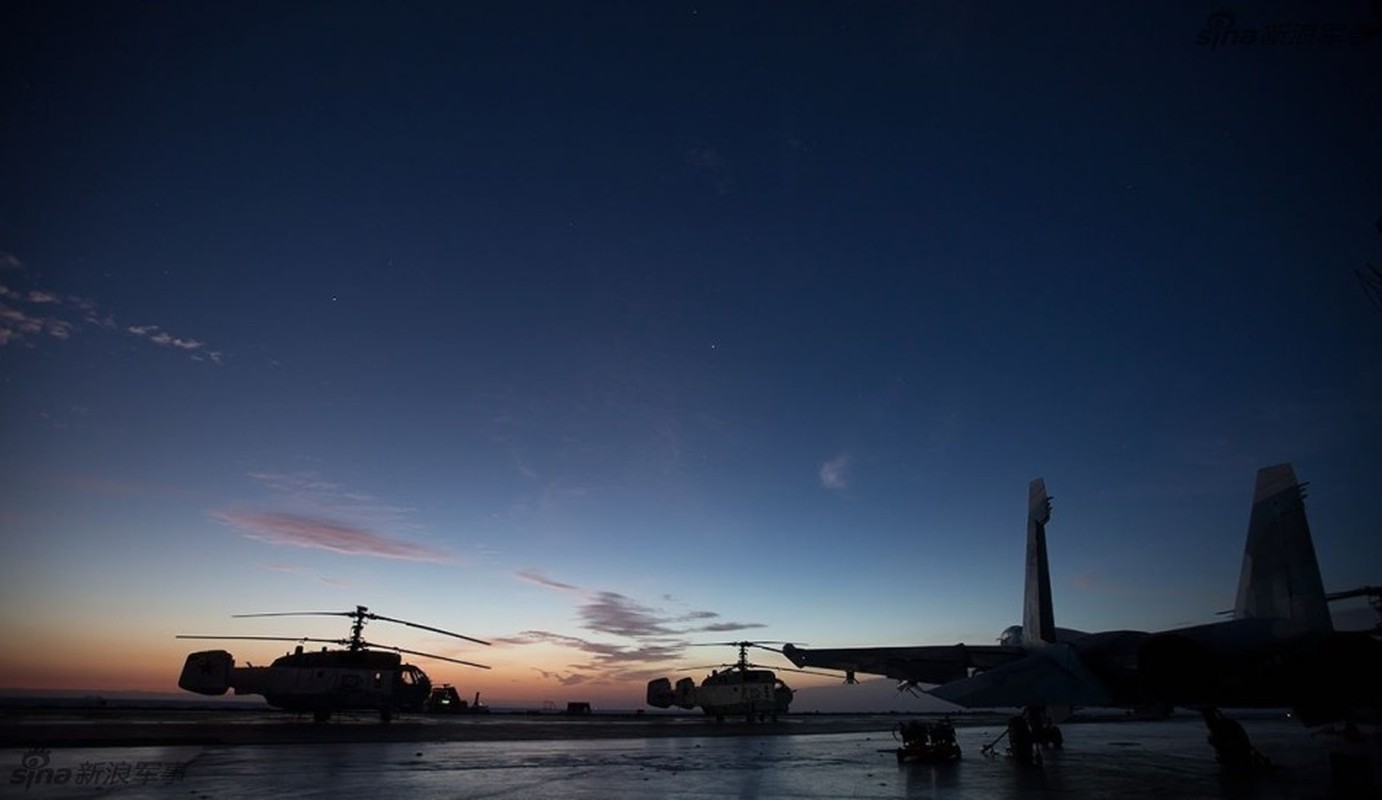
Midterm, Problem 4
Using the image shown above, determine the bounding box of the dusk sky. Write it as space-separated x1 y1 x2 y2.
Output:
2 2 1380 710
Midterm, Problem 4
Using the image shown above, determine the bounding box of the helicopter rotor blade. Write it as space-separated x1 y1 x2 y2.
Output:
676 655 833 677
231 611 354 619
229 609 491 646
748 643 792 654
772 665 841 678
723 657 833 676
361 641 490 670
175 635 345 645
367 613 491 646
735 660 790 672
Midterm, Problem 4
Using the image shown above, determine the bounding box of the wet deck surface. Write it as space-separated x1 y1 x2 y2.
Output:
1 708 906 747
2 712 1376 798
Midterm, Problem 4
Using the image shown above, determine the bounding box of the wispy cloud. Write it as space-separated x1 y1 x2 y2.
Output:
126 324 221 362
214 510 455 562
0 304 73 345
696 620 766 633
819 453 850 490
531 666 590 686
501 571 768 686
0 251 223 362
579 591 678 638
496 630 694 683
245 472 417 524
575 591 764 638
515 568 581 592
214 472 452 563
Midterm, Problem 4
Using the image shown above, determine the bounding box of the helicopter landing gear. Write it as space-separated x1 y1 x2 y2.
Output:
379 708 393 724
313 710 331 724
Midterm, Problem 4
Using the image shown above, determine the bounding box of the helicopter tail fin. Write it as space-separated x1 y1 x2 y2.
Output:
179 650 233 695
674 677 698 709
647 678 675 708
645 676 698 710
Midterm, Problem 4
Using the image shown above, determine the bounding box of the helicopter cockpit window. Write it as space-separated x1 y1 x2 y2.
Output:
400 670 415 685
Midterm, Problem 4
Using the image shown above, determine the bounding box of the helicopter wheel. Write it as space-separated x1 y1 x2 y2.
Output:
380 709 393 724
313 710 330 724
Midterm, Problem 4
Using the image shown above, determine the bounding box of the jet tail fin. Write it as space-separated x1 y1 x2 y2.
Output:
1022 478 1056 647
1233 463 1332 633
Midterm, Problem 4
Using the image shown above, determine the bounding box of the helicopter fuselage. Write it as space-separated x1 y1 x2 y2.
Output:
179 647 432 717
176 604 488 722
696 668 792 719
647 668 793 721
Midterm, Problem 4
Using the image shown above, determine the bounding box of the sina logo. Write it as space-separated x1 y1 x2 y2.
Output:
1196 10 1254 51
10 748 72 790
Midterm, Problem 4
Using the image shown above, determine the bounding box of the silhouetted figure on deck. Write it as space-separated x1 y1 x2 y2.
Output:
896 718 961 763
1024 705 1063 749
1202 709 1270 771
933 716 956 747
1008 714 1038 766
900 721 929 747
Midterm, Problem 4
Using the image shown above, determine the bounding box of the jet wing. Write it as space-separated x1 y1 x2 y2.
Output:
781 643 1026 685
929 643 1113 708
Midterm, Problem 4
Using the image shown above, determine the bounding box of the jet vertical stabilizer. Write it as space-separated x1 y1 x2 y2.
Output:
1022 478 1056 647
1233 463 1332 634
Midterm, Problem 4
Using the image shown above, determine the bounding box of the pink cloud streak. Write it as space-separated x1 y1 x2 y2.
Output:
213 510 455 563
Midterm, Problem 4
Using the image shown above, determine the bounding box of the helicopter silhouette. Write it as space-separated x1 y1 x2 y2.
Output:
646 641 835 722
177 605 489 722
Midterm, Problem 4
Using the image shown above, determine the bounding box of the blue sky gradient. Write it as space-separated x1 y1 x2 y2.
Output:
2 1 1379 708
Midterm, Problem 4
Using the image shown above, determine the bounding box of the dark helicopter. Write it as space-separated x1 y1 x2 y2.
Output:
177 605 489 722
646 641 834 722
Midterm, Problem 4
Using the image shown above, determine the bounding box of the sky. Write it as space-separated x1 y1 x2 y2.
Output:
2 1 1380 712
